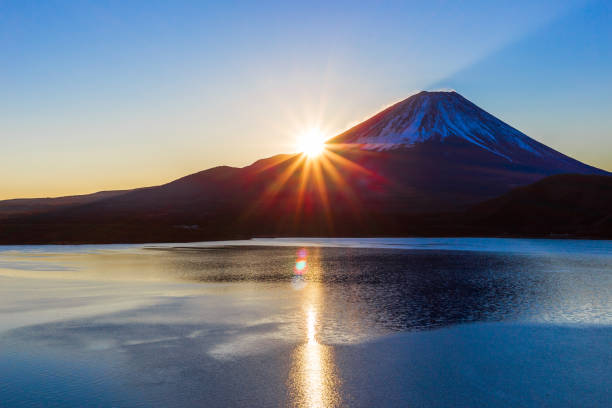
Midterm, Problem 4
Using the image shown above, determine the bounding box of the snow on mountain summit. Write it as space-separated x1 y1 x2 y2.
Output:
331 91 558 162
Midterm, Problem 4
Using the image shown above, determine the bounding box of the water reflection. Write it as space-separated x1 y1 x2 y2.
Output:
1 244 610 331
289 248 341 408
0 241 611 407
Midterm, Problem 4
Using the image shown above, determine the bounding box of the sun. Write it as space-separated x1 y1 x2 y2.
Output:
296 128 327 158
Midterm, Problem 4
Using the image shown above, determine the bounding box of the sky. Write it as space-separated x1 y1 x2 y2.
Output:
1 0 611 199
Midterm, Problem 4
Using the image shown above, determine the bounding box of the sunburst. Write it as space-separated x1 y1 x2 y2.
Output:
237 134 381 233
296 128 328 158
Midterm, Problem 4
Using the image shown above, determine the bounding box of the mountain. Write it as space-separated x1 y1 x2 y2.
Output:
463 174 612 237
331 91 598 172
0 189 137 220
0 91 608 244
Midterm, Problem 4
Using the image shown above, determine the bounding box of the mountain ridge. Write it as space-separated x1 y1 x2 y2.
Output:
0 91 609 243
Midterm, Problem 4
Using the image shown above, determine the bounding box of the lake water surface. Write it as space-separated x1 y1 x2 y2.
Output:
0 238 611 407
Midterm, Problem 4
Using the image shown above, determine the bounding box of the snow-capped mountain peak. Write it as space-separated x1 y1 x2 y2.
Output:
331 91 556 162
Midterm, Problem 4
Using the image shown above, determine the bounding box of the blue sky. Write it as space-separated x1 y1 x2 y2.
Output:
1 0 610 198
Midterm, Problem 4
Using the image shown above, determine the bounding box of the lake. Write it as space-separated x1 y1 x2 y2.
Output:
1 238 611 407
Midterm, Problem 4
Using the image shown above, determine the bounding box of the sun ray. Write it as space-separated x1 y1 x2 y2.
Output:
251 153 298 174
294 158 313 229
323 148 375 176
236 154 306 225
311 158 333 232
318 152 365 220
266 155 307 196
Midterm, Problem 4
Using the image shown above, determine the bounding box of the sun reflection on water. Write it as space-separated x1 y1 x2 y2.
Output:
289 248 341 408
306 306 317 344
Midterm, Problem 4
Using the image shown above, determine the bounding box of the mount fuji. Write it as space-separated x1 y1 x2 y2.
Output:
0 91 608 243
331 91 599 172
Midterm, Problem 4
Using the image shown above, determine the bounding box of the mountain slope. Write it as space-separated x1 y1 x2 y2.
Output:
464 174 612 237
0 189 137 220
331 91 601 174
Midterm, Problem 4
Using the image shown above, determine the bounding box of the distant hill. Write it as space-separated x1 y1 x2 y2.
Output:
0 91 609 244
462 174 612 238
0 189 137 220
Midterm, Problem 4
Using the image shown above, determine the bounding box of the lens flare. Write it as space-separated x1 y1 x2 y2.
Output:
294 247 308 276
292 248 309 289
